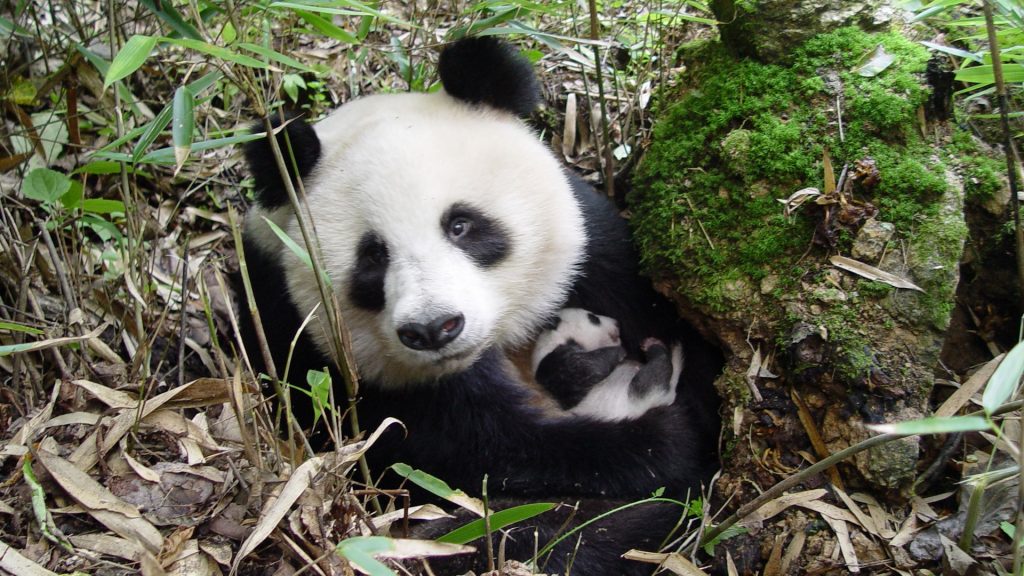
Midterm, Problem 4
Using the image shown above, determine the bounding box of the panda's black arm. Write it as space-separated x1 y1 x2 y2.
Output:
360 352 706 500
534 344 625 409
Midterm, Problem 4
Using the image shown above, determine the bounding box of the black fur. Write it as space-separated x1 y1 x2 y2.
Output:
535 343 626 409
629 341 673 398
349 232 389 311
244 114 321 209
441 202 511 267
438 36 540 117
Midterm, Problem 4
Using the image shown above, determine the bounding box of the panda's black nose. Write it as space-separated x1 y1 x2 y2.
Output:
397 313 465 351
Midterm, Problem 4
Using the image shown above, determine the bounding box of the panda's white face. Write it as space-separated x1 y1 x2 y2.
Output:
251 92 587 387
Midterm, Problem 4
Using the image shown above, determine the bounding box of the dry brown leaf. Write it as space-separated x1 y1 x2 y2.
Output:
851 492 897 539
780 531 805 574
69 533 143 561
562 93 577 160
232 456 324 572
8 380 61 449
763 533 785 576
0 539 59 576
823 147 836 195
832 485 879 536
791 388 842 489
797 500 861 525
935 353 1005 417
829 255 924 292
160 527 195 567
726 550 738 576
35 447 163 553
74 379 136 408
744 348 765 402
70 378 219 472
940 534 976 575
746 488 827 525
375 538 475 560
41 412 101 430
622 550 708 575
823 514 859 573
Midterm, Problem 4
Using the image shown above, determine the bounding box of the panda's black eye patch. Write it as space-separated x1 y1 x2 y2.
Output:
349 232 388 311
441 203 510 268
587 313 601 326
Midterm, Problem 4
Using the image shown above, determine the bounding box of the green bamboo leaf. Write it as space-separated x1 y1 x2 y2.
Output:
334 537 397 576
866 415 991 435
162 37 269 68
73 161 124 175
0 321 44 336
239 42 316 72
390 463 484 516
81 199 126 214
293 9 359 43
138 131 265 164
436 503 556 544
262 216 333 290
955 63 1024 84
134 100 174 161
0 15 32 37
22 168 72 204
172 86 195 174
104 35 158 88
983 339 1024 414
270 0 417 27
140 0 202 40
920 40 983 63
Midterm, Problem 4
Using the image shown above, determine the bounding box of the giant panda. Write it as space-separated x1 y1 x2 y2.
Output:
239 36 722 575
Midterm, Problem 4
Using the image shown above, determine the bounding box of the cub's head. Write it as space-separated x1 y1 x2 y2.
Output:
244 38 586 387
530 308 622 373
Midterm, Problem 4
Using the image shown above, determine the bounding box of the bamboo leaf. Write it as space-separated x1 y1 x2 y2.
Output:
139 0 202 40
436 503 556 544
238 42 316 72
853 44 896 77
867 415 991 435
955 63 1024 84
172 86 194 174
81 199 126 214
162 37 269 68
390 463 485 516
920 40 983 63
293 9 359 43
982 339 1024 414
104 35 158 88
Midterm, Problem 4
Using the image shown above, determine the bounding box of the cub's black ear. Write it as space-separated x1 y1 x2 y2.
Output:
244 114 321 209
438 36 540 117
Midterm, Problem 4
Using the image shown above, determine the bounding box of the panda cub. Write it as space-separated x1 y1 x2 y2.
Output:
532 308 682 420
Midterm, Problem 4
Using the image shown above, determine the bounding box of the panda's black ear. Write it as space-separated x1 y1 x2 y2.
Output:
244 114 321 209
438 37 540 117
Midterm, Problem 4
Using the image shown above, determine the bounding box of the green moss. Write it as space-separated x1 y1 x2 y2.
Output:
858 280 894 299
950 130 1005 201
630 27 946 312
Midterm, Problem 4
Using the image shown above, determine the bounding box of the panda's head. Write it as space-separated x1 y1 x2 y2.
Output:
244 38 587 387
530 308 622 373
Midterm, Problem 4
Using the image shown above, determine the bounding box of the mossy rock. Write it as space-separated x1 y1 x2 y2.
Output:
630 26 979 493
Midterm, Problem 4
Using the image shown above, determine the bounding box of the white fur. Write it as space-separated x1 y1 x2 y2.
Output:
532 308 682 421
571 342 682 421
530 308 620 373
249 91 587 387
